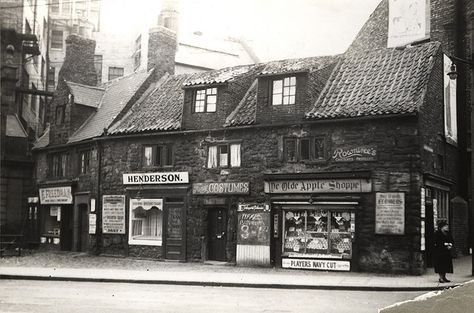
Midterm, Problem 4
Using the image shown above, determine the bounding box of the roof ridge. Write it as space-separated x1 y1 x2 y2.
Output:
344 41 441 61
65 80 106 91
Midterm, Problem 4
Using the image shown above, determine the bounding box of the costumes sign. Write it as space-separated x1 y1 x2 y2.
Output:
123 172 189 185
375 192 405 235
193 182 249 195
264 179 372 194
39 186 72 204
282 258 350 271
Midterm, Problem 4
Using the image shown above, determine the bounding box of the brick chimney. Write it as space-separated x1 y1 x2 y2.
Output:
147 26 177 80
49 35 97 145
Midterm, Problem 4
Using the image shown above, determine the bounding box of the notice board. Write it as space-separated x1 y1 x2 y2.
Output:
102 195 126 234
375 192 405 235
237 204 270 245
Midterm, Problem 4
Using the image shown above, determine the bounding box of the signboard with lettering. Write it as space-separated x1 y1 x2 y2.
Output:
102 195 126 234
39 186 73 204
264 179 372 194
332 146 377 162
193 182 249 195
237 204 270 246
375 192 405 235
89 214 96 234
282 258 350 271
123 172 189 185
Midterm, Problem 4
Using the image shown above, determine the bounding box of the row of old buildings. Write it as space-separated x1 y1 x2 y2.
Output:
2 0 474 274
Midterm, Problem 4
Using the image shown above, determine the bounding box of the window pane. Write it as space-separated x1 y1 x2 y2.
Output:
314 138 325 160
273 80 283 93
195 100 205 112
272 94 282 105
165 145 173 166
289 76 296 85
285 139 297 162
230 143 241 167
300 139 310 160
283 96 289 105
156 146 163 166
219 145 228 167
208 146 218 168
288 95 296 104
144 146 153 166
131 206 162 240
207 95 217 112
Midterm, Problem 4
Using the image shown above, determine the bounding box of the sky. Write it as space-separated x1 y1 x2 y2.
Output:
100 0 382 61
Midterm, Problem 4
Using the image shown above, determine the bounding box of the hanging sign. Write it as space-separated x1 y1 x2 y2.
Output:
282 258 350 271
102 195 126 234
193 182 250 195
39 186 72 204
264 179 371 194
375 192 405 235
332 146 377 162
123 172 189 185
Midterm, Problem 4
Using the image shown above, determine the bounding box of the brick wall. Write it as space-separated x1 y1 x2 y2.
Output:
147 26 177 80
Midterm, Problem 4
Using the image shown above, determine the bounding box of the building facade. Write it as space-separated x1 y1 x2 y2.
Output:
29 0 473 274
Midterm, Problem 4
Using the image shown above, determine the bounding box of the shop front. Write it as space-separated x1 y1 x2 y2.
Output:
119 171 189 260
264 172 372 271
38 186 74 251
192 181 250 262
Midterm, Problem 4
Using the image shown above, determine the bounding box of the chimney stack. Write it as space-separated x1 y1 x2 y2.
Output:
147 26 177 80
58 34 97 87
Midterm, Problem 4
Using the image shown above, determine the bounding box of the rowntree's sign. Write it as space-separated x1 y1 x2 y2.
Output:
332 146 377 162
123 172 189 185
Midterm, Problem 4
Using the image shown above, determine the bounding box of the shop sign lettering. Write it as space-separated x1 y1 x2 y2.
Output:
375 192 405 235
39 186 73 204
193 182 249 195
102 195 126 234
332 146 377 162
282 258 350 271
123 172 189 185
264 179 372 194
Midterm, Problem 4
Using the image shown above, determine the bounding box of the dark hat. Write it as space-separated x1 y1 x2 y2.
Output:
437 220 448 229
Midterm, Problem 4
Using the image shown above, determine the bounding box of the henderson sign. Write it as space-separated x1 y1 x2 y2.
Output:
123 172 189 185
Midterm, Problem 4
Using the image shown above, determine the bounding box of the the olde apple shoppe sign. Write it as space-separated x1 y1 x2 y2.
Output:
264 178 372 194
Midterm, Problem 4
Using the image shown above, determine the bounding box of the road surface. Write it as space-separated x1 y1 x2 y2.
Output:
0 279 424 313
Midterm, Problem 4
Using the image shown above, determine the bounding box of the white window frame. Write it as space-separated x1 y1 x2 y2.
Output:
194 87 217 113
128 198 164 246
207 143 241 168
272 76 296 105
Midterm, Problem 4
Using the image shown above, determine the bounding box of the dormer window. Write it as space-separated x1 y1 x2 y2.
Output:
194 87 217 113
272 76 296 105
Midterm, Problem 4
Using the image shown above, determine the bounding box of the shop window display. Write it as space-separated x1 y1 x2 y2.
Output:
283 209 354 258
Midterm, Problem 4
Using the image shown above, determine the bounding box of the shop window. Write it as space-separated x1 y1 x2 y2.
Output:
194 87 217 113
79 150 91 174
48 152 68 178
272 76 296 105
108 67 124 81
51 30 63 50
284 136 327 162
207 143 241 168
283 209 354 258
143 144 173 167
429 188 450 223
129 199 163 246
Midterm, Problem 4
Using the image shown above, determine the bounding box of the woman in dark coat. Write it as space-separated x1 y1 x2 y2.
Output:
433 221 454 283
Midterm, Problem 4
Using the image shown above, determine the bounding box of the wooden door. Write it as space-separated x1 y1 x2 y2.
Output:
165 206 185 260
78 204 89 252
60 205 73 251
208 208 227 261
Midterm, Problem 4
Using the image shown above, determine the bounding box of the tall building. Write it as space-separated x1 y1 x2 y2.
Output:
1 0 50 236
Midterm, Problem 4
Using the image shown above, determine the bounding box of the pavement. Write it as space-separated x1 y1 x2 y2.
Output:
0 251 473 291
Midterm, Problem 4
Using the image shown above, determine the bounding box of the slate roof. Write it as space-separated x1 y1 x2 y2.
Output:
260 55 337 76
183 64 257 87
225 80 258 127
306 42 441 119
68 70 152 143
65 81 105 108
109 74 189 134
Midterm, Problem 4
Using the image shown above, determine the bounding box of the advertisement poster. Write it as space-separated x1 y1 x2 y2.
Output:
237 204 270 246
102 195 126 234
375 192 405 235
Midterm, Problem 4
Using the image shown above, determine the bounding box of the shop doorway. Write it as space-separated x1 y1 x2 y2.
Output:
78 204 89 252
208 208 227 261
60 205 73 251
164 206 185 260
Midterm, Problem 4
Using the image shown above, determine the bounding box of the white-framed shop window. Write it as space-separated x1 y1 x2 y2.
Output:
129 198 163 246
